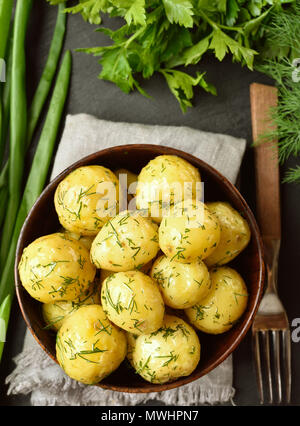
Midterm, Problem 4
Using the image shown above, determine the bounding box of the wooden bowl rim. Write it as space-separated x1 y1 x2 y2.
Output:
15 143 265 393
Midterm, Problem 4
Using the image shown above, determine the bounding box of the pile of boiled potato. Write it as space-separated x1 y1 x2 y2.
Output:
18 155 250 386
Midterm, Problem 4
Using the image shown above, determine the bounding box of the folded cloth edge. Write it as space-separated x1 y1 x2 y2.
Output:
50 114 246 184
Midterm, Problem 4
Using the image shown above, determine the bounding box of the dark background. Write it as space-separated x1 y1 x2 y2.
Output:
1 0 300 406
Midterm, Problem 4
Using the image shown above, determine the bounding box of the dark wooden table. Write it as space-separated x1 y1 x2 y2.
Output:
1 1 300 406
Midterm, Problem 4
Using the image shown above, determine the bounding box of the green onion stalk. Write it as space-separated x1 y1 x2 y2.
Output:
0 0 14 168
0 1 66 270
0 37 13 229
0 50 72 361
0 0 33 272
26 2 66 145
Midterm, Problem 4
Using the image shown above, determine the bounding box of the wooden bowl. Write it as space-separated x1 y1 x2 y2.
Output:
15 144 264 393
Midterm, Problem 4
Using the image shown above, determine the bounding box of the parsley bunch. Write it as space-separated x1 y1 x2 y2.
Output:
48 0 295 112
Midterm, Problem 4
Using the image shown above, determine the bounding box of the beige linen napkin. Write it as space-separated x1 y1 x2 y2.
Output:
6 114 246 406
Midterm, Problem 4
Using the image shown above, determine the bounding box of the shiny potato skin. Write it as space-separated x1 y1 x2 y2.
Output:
54 165 120 236
159 200 221 263
151 255 211 309
62 230 94 251
56 305 127 385
136 155 201 222
185 266 248 334
128 315 200 384
204 202 251 267
90 210 159 272
42 280 101 331
101 270 164 335
18 233 96 303
99 260 153 284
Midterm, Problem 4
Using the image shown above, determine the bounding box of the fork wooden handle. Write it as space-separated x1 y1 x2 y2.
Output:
250 83 281 241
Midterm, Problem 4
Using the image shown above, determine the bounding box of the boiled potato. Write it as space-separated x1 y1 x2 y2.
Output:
204 202 251 267
136 155 201 222
18 233 96 303
99 261 153 286
115 168 138 203
56 305 127 385
185 266 248 334
159 199 221 263
54 165 120 236
90 210 159 272
128 315 200 384
99 260 153 285
42 280 101 331
101 270 164 335
151 255 211 309
62 230 94 251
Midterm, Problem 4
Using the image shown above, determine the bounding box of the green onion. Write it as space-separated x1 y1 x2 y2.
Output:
0 295 11 361
0 37 13 228
0 0 33 271
0 32 13 168
0 188 8 229
0 0 14 168
0 2 66 230
0 50 72 361
18 51 71 218
0 162 8 227
0 0 13 60
26 2 66 145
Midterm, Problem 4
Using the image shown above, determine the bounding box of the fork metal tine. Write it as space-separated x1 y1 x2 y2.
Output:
283 329 292 404
272 330 282 403
262 331 273 404
253 331 264 404
252 327 292 405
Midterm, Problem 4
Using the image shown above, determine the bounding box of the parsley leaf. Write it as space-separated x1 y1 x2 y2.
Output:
162 0 194 28
210 28 257 69
98 47 136 93
226 0 240 26
113 0 146 26
65 0 110 25
167 34 211 67
160 69 216 113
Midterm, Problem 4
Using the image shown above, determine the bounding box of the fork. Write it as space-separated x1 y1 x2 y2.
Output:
250 83 292 405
